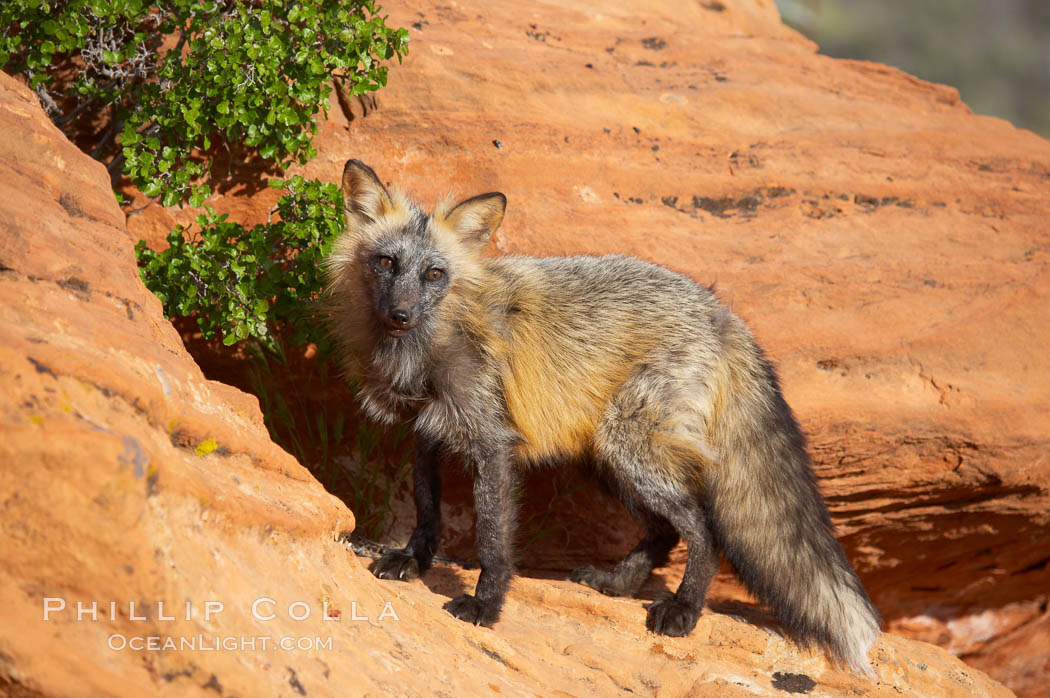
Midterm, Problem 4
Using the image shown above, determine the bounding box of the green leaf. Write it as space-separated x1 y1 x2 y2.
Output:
15 0 407 351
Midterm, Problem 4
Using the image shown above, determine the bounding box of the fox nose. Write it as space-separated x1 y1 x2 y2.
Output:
389 308 411 327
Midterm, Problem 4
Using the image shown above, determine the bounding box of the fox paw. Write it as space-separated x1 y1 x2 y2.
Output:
570 566 631 597
444 594 500 626
646 597 700 637
371 550 420 581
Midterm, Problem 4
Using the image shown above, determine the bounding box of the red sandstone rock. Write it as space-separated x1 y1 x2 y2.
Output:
266 1 1046 693
1 67 1014 698
7 0 1050 694
0 62 1017 698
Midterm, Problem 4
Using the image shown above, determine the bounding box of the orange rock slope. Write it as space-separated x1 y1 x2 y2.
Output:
308 1 1047 693
4 0 1048 693
131 0 1049 692
0 70 1014 697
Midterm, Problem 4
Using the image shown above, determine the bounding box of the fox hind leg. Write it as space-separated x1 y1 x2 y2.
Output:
571 511 679 597
592 366 720 636
591 459 720 636
644 505 719 636
610 475 719 637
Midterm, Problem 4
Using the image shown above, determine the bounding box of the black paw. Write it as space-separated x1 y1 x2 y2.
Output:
645 596 700 637
570 566 630 597
371 550 421 581
444 594 500 626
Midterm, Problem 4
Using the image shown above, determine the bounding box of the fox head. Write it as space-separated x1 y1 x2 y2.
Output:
327 159 506 345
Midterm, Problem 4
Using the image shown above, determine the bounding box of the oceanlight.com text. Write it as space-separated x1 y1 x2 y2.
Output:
107 634 334 652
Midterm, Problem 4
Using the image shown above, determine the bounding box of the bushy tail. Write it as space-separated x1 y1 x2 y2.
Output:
706 355 880 675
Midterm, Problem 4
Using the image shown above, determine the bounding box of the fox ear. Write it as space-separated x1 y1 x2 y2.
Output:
444 192 507 250
342 159 393 229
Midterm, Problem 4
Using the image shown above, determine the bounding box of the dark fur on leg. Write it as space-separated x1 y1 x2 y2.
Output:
572 513 679 596
372 436 442 581
645 508 719 637
589 368 721 636
444 442 518 626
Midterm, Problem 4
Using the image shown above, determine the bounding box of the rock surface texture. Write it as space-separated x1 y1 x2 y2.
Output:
3 0 1048 694
0 66 1013 698
290 1 1044 693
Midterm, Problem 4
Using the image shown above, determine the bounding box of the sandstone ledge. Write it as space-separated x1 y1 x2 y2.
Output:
4 0 1048 693
0 65 1012 697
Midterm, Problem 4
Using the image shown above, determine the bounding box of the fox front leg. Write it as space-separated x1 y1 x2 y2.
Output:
444 441 518 626
372 435 442 581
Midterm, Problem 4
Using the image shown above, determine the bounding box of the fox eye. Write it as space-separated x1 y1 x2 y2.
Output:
425 268 444 281
377 256 395 271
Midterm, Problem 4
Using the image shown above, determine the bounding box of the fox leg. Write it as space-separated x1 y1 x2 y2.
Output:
602 469 719 636
644 506 719 636
594 367 720 637
373 435 442 581
571 512 679 596
444 441 518 626
587 460 719 636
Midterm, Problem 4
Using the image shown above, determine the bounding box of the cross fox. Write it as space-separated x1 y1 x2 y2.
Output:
325 159 881 673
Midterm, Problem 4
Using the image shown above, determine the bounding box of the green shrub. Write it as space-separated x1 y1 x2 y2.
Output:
135 175 343 351
2 0 408 207
3 0 407 349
